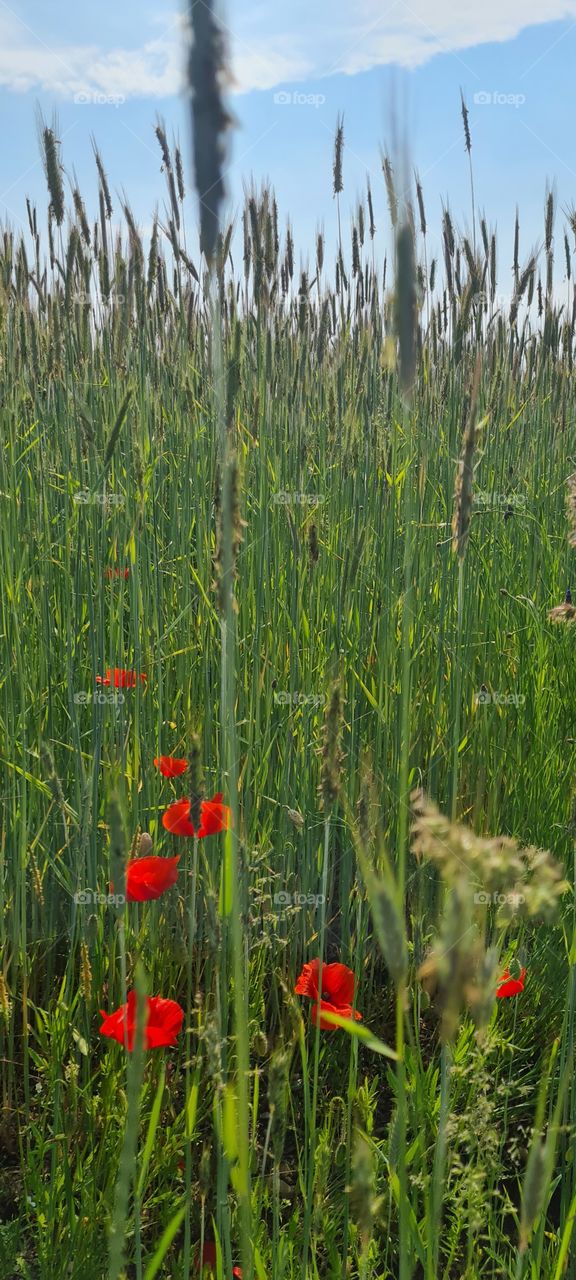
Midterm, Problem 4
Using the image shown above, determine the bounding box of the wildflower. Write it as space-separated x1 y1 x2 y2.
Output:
496 967 526 999
162 792 230 838
99 991 184 1050
96 668 147 688
154 755 189 777
124 855 180 902
295 959 362 1030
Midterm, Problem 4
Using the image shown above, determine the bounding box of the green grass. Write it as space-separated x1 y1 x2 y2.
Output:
1 125 576 1278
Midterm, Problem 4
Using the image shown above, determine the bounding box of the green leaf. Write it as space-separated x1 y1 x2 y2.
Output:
185 1077 199 1141
143 1204 187 1280
72 1029 89 1056
316 1010 398 1059
136 1064 166 1199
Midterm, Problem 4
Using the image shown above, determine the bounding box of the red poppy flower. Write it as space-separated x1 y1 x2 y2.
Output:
96 668 147 688
496 967 526 999
162 793 231 838
124 855 180 902
295 959 362 1030
198 1241 242 1277
154 756 189 778
99 991 184 1050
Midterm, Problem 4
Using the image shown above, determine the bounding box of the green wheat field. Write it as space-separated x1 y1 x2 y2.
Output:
2 41 576 1280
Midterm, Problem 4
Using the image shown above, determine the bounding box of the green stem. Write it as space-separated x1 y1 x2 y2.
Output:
302 810 332 1272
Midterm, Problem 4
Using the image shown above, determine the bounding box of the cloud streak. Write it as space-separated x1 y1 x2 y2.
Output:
0 2 575 100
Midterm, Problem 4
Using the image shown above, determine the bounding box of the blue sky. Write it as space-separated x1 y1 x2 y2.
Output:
1 1 576 290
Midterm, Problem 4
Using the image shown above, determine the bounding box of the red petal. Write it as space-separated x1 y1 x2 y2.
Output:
496 967 526 999
162 800 195 837
99 992 136 1050
154 756 189 778
99 992 183 1051
197 794 230 838
318 962 356 1006
125 855 180 902
295 959 320 999
145 996 184 1047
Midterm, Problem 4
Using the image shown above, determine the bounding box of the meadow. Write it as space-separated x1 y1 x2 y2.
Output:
1 83 576 1279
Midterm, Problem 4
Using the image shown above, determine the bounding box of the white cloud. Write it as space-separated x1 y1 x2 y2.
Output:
234 0 576 83
0 14 183 100
0 1 575 101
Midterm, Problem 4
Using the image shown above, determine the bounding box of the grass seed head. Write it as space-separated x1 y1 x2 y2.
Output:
29 850 44 907
308 521 319 565
460 90 471 153
394 220 418 398
0 973 11 1023
519 1138 548 1253
79 941 92 1001
320 682 343 810
37 113 65 227
268 1047 290 1160
333 115 344 196
189 732 204 831
348 1127 379 1250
